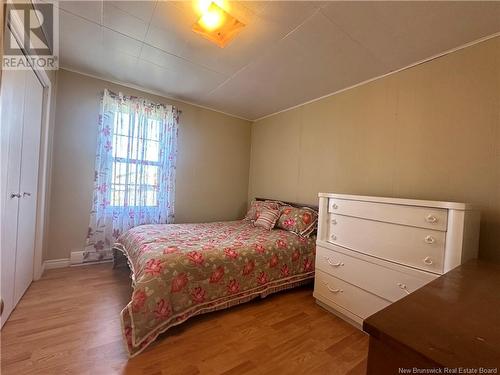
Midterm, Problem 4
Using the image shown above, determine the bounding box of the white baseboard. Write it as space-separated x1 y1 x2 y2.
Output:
72 259 113 267
43 258 70 270
42 252 113 274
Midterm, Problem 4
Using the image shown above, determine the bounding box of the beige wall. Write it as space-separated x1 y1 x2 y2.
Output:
47 69 251 260
249 37 500 261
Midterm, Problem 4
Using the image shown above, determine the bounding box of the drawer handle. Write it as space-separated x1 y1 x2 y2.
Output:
324 257 344 267
331 219 337 225
397 282 410 295
423 256 433 265
324 282 343 293
424 235 435 244
426 214 438 223
331 203 338 210
330 234 337 241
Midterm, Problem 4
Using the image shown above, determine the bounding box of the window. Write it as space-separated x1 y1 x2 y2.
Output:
109 111 161 208
84 89 178 262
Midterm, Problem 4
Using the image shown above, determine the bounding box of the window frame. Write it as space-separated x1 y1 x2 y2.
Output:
107 111 163 209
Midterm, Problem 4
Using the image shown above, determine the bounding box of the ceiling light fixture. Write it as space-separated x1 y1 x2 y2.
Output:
192 1 245 48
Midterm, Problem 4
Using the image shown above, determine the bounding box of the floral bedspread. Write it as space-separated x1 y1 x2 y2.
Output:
115 220 316 357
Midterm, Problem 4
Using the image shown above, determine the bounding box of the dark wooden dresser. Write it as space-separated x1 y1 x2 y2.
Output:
363 259 500 374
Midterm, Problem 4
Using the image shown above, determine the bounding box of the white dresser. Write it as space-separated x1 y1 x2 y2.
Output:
313 193 480 327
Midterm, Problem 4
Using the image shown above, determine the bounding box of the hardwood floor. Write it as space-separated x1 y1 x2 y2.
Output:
1 264 368 375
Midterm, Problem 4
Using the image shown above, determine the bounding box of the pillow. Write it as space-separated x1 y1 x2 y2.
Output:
276 206 318 237
244 200 280 221
253 208 281 230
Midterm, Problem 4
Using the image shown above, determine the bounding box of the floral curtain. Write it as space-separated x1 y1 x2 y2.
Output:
84 89 179 262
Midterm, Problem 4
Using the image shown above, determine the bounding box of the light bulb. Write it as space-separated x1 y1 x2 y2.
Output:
199 9 225 31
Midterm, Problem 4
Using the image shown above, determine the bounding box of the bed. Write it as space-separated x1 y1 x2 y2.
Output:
115 200 317 357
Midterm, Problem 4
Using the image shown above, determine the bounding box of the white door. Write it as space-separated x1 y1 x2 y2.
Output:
0 68 27 327
14 68 44 306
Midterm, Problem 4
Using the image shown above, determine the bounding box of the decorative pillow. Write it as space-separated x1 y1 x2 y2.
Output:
276 206 318 237
244 200 280 221
253 208 281 230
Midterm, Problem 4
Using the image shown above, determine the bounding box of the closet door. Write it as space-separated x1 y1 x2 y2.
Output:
0 69 26 327
14 68 44 306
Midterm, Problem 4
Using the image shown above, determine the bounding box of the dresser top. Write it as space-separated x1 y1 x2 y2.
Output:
363 259 500 367
318 193 473 210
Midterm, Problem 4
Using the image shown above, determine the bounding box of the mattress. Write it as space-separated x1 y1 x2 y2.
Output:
115 220 316 357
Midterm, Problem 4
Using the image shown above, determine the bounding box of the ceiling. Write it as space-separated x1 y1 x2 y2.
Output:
58 1 500 120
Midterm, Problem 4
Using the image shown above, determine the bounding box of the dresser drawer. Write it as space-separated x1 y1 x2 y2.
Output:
328 214 445 273
316 245 437 302
328 198 448 231
314 270 390 320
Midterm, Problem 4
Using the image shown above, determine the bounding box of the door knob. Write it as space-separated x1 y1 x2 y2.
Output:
23 192 31 197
